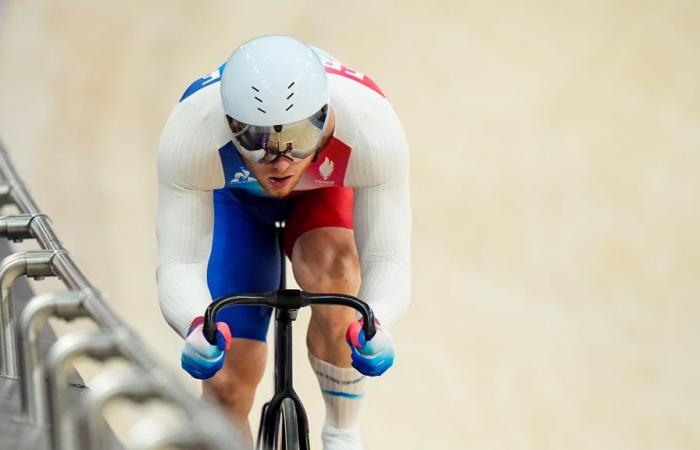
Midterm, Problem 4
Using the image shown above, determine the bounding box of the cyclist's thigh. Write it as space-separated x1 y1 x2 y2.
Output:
282 186 354 258
207 189 287 342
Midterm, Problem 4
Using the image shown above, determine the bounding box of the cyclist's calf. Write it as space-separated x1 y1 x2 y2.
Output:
203 338 267 445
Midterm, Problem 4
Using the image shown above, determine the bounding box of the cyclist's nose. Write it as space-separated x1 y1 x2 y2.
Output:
271 156 293 171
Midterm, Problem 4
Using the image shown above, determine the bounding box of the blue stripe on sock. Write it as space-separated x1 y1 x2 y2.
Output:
321 389 364 399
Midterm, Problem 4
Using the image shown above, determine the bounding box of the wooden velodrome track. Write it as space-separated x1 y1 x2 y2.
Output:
1 2 699 449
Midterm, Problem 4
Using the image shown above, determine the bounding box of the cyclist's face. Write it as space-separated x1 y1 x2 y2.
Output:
241 150 315 198
235 109 335 198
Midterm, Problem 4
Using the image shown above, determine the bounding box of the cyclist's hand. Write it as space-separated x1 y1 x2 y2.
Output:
181 316 232 380
345 318 395 376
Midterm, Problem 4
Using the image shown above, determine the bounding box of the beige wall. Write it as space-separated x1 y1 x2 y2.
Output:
1 1 699 449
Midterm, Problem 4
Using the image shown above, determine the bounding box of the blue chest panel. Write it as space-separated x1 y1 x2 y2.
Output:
218 142 265 195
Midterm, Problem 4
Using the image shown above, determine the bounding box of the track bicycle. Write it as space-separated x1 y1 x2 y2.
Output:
202 227 377 450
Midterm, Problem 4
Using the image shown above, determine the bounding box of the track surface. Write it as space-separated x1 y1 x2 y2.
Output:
1 2 700 449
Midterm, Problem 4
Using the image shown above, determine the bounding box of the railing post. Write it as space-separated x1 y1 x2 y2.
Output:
45 329 126 450
127 416 218 450
79 368 162 450
0 183 12 207
0 250 56 377
16 290 87 425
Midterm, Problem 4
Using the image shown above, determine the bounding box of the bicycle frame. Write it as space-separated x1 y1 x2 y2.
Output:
257 305 310 449
260 232 309 449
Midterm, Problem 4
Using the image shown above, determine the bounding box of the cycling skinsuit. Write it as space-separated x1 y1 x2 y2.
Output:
157 46 411 342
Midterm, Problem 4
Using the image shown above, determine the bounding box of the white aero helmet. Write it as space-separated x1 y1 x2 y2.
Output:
221 35 331 162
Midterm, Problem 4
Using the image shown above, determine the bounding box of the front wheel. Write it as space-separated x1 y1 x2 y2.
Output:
275 398 300 450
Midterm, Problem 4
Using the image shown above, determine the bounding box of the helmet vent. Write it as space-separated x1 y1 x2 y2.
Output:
252 86 266 112
286 83 295 110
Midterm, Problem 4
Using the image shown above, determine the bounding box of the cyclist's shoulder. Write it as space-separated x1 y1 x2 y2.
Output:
179 63 226 103
313 46 385 98
340 99 408 188
172 64 231 138
158 68 229 190
315 47 395 129
163 65 232 151
337 93 407 188
313 48 402 145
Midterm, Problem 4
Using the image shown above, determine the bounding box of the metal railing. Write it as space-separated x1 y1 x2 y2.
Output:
0 141 244 450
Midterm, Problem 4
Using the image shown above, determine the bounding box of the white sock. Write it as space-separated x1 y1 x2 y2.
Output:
309 353 365 450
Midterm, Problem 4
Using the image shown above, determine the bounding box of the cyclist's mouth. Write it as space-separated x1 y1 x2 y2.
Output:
268 175 293 187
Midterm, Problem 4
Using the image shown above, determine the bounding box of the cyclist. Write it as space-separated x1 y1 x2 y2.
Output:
156 35 411 450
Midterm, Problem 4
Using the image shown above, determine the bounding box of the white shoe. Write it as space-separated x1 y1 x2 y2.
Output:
321 424 364 450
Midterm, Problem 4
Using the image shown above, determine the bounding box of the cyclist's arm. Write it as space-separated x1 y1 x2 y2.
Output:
156 101 224 338
348 101 412 330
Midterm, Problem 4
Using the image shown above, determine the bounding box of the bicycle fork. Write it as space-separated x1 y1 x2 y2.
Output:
257 307 311 449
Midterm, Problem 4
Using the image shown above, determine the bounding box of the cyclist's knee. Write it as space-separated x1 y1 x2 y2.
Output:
291 227 360 292
307 305 356 366
310 305 356 336
308 305 355 350
203 338 266 413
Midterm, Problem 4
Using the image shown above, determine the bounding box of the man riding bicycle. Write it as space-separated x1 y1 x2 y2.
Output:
156 35 411 450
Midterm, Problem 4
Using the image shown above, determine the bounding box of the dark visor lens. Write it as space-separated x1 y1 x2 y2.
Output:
228 105 329 161
237 130 270 151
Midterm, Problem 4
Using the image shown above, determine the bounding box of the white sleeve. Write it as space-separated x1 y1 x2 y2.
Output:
348 103 412 330
156 101 225 338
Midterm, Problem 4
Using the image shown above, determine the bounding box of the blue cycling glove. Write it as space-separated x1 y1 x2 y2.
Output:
345 318 395 376
181 316 232 380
